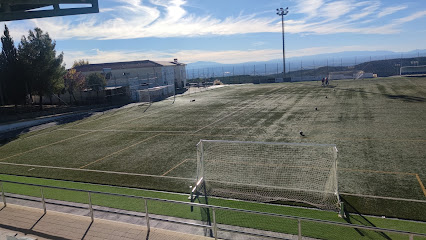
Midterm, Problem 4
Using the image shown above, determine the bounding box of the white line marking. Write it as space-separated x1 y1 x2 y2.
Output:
59 128 188 133
0 161 194 181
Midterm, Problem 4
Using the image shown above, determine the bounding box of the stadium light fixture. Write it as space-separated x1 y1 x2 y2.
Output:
276 7 289 79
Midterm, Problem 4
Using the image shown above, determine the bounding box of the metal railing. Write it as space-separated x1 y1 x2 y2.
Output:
1 180 425 240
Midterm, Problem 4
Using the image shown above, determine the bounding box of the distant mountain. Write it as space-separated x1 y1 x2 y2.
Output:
186 49 426 78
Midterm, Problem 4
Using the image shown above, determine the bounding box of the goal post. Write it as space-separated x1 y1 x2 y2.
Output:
329 70 364 80
192 139 340 211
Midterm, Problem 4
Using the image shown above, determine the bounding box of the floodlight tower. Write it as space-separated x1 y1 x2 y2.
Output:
277 7 289 79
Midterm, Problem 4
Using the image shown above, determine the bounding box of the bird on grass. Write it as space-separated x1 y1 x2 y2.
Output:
299 131 305 136
315 107 318 111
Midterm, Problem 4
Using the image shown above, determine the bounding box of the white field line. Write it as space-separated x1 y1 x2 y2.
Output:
1 104 179 162
67 104 145 128
79 134 162 169
0 161 194 181
161 158 194 176
193 85 287 134
193 106 249 133
58 128 188 134
69 101 174 130
0 130 95 162
0 106 139 145
340 192 426 203
415 174 426 197
0 126 61 145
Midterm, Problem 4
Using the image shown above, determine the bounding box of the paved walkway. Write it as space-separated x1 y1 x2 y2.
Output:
0 204 211 240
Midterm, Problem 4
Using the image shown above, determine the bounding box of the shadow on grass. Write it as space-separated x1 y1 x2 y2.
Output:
341 196 391 240
0 103 131 146
0 112 95 146
385 94 425 102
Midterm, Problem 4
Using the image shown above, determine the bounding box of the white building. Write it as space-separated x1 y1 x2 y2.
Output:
75 59 186 102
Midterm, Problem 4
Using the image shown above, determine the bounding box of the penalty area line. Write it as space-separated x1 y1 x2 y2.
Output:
79 133 162 169
415 174 426 198
161 158 194 176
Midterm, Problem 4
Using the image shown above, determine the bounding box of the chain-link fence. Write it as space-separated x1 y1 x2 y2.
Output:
186 53 426 84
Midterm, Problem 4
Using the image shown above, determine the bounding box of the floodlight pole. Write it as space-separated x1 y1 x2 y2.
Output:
277 7 289 79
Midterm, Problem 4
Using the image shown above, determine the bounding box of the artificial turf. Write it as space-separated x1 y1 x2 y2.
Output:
0 77 425 223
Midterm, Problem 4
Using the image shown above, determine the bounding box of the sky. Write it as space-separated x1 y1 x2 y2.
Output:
4 0 426 67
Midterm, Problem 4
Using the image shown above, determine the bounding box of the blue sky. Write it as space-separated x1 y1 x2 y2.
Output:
4 0 426 67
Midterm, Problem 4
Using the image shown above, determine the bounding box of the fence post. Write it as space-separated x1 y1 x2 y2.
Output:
40 187 46 213
144 199 150 233
88 192 94 222
298 219 302 240
212 208 218 240
1 182 6 207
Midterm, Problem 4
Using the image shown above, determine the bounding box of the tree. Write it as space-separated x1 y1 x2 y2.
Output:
72 59 89 68
87 72 106 98
64 68 85 104
0 25 26 107
18 28 65 109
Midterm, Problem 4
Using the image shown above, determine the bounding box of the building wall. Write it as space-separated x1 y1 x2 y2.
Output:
78 63 186 102
401 65 426 75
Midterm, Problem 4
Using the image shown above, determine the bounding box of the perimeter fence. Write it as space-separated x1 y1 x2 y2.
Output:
1 180 425 240
186 53 426 83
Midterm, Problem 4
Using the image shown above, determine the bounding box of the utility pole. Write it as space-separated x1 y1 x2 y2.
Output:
276 7 289 79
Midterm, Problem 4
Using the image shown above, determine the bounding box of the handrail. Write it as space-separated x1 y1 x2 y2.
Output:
1 179 425 239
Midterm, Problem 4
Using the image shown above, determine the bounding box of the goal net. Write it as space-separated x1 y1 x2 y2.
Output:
193 140 340 210
329 70 364 80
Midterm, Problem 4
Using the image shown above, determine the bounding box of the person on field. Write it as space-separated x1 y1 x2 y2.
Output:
325 77 329 86
321 77 325 86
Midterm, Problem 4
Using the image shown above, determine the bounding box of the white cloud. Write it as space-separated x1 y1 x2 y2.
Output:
4 0 426 41
394 10 426 24
348 1 380 21
320 1 354 20
378 5 407 18
294 0 324 18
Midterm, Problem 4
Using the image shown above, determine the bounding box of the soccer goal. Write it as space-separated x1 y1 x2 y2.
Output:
191 140 340 211
329 70 364 80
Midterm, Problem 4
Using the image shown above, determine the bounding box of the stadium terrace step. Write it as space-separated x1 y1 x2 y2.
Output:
0 204 212 240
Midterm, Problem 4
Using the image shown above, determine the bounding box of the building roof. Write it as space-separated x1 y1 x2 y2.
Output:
74 60 185 72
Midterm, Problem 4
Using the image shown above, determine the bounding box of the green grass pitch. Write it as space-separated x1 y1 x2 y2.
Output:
0 77 425 229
